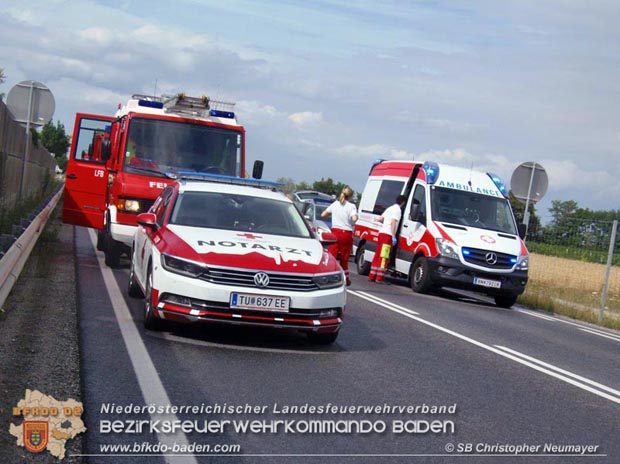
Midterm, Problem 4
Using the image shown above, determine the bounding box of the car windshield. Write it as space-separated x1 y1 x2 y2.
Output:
123 118 242 177
430 187 517 235
170 191 313 238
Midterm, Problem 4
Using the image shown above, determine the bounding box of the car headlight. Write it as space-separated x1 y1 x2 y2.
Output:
161 254 207 278
515 255 529 270
436 238 459 260
313 271 344 289
117 198 143 213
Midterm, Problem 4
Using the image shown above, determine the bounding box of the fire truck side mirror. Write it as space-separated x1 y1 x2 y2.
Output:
252 160 264 179
101 139 111 162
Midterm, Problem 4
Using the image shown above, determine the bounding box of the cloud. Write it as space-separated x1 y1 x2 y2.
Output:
333 144 413 160
288 111 323 126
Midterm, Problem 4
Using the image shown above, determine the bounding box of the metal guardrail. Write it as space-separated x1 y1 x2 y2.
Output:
0 187 63 310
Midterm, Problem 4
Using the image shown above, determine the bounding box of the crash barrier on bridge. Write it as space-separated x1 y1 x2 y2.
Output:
524 216 619 326
0 186 63 310
0 99 58 212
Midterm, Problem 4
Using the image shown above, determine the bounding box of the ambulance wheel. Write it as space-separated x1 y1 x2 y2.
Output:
127 252 144 298
96 229 106 251
410 257 433 294
307 331 339 345
494 293 518 308
104 236 122 268
356 245 370 276
144 267 164 331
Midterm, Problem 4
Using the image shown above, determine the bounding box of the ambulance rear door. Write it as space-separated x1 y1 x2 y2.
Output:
62 113 114 229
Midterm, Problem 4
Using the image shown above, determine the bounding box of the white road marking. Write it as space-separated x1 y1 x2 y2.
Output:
515 309 557 321
494 346 620 399
580 328 620 343
349 290 420 315
87 229 199 464
349 289 620 405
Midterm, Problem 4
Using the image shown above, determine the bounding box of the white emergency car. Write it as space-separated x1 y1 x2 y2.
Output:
353 160 529 308
128 175 346 344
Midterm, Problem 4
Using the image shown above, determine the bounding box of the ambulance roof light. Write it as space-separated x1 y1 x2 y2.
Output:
487 172 509 198
423 161 440 184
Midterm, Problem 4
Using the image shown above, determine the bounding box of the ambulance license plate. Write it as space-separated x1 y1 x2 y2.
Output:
230 293 290 312
473 277 501 289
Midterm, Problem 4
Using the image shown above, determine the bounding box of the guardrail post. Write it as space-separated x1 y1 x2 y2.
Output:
600 219 618 323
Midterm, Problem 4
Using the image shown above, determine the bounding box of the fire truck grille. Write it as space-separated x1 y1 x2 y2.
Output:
199 267 319 291
461 248 516 269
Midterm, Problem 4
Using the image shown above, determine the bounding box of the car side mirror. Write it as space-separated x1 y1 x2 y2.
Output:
410 202 426 224
137 212 158 229
517 223 526 239
101 139 111 162
319 232 337 247
252 160 264 179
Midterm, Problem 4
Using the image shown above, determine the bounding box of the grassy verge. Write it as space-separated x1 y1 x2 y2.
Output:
518 253 620 330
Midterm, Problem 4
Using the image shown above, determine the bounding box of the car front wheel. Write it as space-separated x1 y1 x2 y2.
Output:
144 268 164 330
410 257 433 293
494 293 518 308
356 244 370 276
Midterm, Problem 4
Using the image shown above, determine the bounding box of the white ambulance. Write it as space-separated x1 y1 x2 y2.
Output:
353 160 529 308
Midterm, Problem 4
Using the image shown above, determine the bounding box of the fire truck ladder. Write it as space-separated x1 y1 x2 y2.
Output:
161 93 236 117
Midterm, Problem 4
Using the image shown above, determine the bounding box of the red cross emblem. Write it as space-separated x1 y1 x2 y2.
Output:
237 233 262 240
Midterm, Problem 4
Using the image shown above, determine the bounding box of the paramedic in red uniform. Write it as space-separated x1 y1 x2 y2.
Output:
369 194 407 283
321 186 358 286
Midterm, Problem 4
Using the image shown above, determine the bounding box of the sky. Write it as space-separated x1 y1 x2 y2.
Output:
1 0 618 217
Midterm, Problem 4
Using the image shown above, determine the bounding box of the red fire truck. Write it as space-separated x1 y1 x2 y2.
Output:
62 93 259 267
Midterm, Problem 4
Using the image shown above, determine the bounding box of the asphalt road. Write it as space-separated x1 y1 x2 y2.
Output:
73 226 620 464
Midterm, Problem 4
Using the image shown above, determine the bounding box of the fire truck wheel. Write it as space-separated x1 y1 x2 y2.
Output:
307 330 339 345
410 257 433 294
96 229 106 251
104 236 122 268
494 293 518 308
128 254 144 298
356 245 370 276
144 267 164 331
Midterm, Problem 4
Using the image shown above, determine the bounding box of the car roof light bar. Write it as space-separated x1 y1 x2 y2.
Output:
172 171 283 190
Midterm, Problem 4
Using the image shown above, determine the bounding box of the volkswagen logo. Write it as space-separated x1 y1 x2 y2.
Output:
254 272 270 288
485 252 498 265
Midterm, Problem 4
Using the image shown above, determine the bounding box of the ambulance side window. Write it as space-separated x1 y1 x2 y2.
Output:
409 185 426 223
372 180 404 215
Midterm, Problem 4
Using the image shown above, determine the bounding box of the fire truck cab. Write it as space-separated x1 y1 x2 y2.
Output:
353 160 529 308
63 93 254 267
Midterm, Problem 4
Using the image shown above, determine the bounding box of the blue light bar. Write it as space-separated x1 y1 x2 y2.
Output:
423 161 440 184
104 124 111 133
138 99 164 109
487 172 509 198
172 170 283 189
509 257 518 264
462 249 471 256
210 109 235 119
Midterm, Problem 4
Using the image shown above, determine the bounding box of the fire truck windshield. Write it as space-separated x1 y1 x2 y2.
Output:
430 187 518 235
124 118 242 177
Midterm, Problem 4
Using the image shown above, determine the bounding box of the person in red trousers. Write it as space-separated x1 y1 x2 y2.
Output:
369 194 407 283
321 186 358 286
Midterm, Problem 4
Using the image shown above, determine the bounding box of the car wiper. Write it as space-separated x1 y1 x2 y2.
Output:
126 166 173 178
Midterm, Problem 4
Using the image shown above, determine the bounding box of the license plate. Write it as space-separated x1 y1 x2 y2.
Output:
473 277 501 289
230 292 290 312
